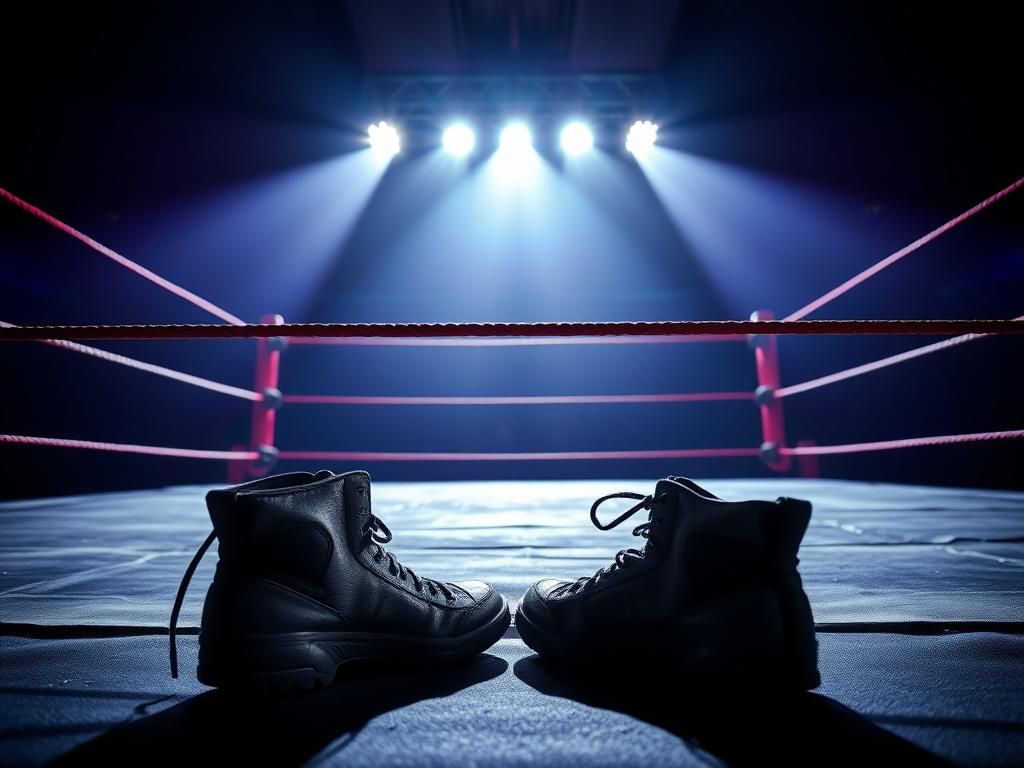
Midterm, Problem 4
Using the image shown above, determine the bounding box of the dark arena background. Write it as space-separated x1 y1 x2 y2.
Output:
1 1 1022 766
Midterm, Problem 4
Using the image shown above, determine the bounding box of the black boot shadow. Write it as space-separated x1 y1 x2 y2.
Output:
513 655 951 767
54 654 508 765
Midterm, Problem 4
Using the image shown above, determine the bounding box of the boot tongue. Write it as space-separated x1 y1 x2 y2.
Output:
312 470 334 481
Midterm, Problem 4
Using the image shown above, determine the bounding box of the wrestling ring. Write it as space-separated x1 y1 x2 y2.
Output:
1 179 1023 766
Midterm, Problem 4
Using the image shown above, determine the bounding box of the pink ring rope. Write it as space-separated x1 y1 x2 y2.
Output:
0 319 1020 342
281 392 752 406
287 334 747 347
775 314 1024 398
0 187 245 326
779 430 1024 456
785 176 1024 322
0 434 258 460
0 321 261 401
274 448 764 462
3 432 1020 461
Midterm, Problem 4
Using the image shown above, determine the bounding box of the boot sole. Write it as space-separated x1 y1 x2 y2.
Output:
198 599 510 694
516 585 819 690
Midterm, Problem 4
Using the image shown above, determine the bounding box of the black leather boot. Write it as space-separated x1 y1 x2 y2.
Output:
516 477 819 689
170 470 510 692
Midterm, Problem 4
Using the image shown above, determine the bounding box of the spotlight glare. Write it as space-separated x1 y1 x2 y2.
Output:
442 122 476 157
368 121 400 159
625 120 658 157
560 121 594 156
499 122 533 154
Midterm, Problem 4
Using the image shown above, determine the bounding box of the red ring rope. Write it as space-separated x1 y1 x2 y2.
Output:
0 187 245 326
0 321 261 401
1 319 1020 342
281 392 752 406
6 176 1019 334
785 176 1024 322
775 313 1024 398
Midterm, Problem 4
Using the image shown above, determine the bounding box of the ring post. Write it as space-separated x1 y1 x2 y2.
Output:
247 313 284 478
750 309 791 472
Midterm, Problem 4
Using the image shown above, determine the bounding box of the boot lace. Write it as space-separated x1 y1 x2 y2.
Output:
169 530 216 678
560 491 668 596
361 515 456 603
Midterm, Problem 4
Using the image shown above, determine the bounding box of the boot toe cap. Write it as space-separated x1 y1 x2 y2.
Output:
453 579 493 602
532 578 568 599
518 579 570 624
453 581 506 633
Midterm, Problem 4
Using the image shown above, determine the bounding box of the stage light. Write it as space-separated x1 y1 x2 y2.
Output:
560 121 594 156
368 121 400 159
499 122 533 155
442 123 476 157
625 120 658 157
